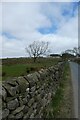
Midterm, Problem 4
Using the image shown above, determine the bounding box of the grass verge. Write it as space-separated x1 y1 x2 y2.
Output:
44 62 73 118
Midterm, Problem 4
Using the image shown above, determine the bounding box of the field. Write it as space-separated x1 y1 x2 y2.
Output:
2 57 62 80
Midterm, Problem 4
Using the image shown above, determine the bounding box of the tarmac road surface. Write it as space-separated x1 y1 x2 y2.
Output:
69 62 79 119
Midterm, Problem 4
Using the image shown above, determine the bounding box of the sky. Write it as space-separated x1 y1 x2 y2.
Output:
0 0 79 58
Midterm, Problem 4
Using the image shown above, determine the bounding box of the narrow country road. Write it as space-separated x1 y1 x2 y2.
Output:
69 62 79 119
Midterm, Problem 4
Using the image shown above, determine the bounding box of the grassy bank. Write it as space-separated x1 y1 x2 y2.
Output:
2 57 61 80
44 62 73 118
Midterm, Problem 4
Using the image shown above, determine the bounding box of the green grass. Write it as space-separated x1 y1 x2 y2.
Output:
43 62 73 118
2 57 61 80
3 64 27 77
50 64 68 117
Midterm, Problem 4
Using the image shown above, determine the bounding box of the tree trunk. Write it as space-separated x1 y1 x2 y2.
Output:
33 57 37 62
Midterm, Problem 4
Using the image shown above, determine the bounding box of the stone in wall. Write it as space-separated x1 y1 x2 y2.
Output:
16 77 29 93
11 105 25 115
3 83 18 97
2 87 7 101
2 108 9 119
7 98 19 110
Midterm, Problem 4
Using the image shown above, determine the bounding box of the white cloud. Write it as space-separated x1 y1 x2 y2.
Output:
0 36 2 58
0 3 2 32
1 2 78 58
39 34 78 54
1 0 79 2
2 2 51 39
58 14 78 39
2 2 52 58
2 36 26 58
39 11 78 53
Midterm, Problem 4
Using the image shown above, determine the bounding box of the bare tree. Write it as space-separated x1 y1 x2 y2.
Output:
73 47 79 56
25 41 50 62
63 47 80 57
65 49 74 54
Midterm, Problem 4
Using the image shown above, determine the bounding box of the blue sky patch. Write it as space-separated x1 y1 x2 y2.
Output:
62 2 78 18
2 32 16 39
37 25 58 34
38 2 78 35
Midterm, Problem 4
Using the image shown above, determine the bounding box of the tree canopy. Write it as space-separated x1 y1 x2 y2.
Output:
25 41 50 62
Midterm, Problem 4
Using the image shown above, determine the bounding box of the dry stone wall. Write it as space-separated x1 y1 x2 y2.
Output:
2 62 64 120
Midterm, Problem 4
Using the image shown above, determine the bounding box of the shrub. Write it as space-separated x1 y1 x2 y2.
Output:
2 72 6 76
30 67 35 71
26 68 30 73
20 73 24 76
